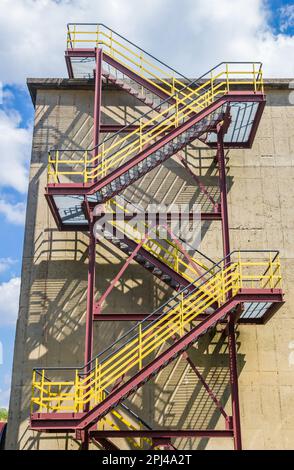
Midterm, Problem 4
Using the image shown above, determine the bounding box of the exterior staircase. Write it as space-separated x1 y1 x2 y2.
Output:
30 251 282 432
99 196 214 291
29 24 281 450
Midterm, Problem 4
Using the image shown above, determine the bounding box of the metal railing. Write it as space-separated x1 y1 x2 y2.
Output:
104 197 213 283
31 250 281 413
48 60 263 184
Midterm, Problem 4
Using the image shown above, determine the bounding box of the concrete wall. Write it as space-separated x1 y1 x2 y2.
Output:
5 80 294 450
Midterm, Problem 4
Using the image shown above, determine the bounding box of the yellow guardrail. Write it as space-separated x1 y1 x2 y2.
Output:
31 252 281 414
48 27 263 185
97 406 152 449
106 197 210 283
66 25 263 106
67 24 201 104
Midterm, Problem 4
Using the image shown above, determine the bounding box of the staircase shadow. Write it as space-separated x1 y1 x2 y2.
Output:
124 326 245 450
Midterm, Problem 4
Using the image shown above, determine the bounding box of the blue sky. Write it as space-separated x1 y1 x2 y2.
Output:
267 0 294 34
0 0 293 409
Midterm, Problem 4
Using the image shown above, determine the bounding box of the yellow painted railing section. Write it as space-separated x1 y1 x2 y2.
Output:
31 253 281 413
97 408 152 449
106 198 210 282
48 57 263 184
67 24 202 104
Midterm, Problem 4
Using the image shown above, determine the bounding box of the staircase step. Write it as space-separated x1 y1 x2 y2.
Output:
144 262 153 269
152 268 162 275
102 69 162 111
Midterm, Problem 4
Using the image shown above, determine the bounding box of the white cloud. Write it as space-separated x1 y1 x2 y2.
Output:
0 198 26 225
279 4 294 32
0 0 293 85
0 277 21 326
0 258 17 274
0 109 31 194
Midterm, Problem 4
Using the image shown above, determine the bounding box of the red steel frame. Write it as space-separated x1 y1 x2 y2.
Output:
34 45 284 451
216 125 242 449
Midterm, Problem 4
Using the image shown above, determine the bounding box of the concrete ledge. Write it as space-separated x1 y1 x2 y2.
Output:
26 77 294 106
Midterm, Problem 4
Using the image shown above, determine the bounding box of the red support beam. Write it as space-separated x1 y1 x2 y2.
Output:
94 236 147 314
228 317 242 450
84 49 101 370
182 351 229 421
81 217 96 450
217 126 231 265
89 429 233 439
178 154 219 212
65 51 74 79
92 437 120 450
80 48 102 448
217 126 242 450
85 222 96 371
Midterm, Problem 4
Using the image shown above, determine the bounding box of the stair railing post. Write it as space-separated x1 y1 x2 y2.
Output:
73 24 76 48
55 150 59 183
138 324 142 370
40 369 45 413
180 292 184 337
139 119 142 151
269 252 274 289
238 250 243 290
226 63 229 93
93 47 102 183
84 150 88 183
75 369 79 412
253 63 256 92
31 370 36 414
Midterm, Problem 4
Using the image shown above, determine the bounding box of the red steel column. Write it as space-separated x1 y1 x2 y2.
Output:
85 218 96 371
217 126 230 265
81 49 101 450
81 216 96 451
228 313 242 450
217 126 242 450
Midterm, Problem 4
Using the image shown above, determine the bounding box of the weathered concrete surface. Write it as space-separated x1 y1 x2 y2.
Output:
5 79 294 450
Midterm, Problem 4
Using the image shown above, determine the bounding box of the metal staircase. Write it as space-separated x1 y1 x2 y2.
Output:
102 67 166 113
29 24 284 450
100 196 214 291
31 250 282 431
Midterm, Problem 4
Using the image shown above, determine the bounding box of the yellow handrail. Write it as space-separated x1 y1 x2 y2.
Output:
48 65 262 183
47 26 263 184
31 253 281 413
48 66 262 183
67 26 197 101
106 197 210 283
99 409 152 449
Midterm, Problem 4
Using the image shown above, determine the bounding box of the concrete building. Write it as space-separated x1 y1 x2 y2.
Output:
5 73 294 450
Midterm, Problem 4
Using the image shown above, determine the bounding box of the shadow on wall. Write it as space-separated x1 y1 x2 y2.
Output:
7 89 236 450
17 325 245 451
32 87 157 165
121 326 245 450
